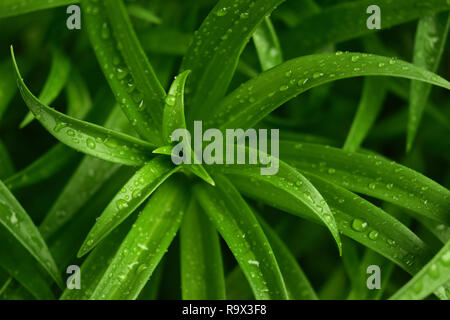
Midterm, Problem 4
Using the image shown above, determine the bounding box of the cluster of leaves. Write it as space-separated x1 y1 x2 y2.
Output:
0 0 449 300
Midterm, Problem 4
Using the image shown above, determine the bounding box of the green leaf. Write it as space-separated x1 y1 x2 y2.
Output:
407 13 450 152
214 159 342 255
256 213 318 300
279 141 450 224
90 179 188 300
253 17 283 71
11 46 156 166
182 0 285 121
230 170 432 275
0 180 62 288
180 197 226 300
60 217 133 300
194 174 288 300
83 0 166 145
39 156 120 238
162 70 215 186
39 106 132 237
5 144 78 190
391 239 450 300
0 229 55 299
162 70 191 143
78 156 179 257
0 0 79 18
20 47 71 128
207 52 450 131
137 260 165 300
282 0 450 56
343 77 387 152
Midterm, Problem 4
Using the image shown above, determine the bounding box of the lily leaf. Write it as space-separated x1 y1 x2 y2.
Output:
194 174 288 300
11 46 156 167
78 156 179 257
407 13 450 152
0 180 62 288
83 0 166 145
214 159 342 255
279 141 450 224
182 0 285 121
391 240 450 300
90 179 187 300
20 47 71 128
180 197 226 299
207 52 450 131
162 70 215 186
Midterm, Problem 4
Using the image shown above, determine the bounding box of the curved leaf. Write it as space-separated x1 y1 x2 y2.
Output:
162 70 191 143
11 46 156 166
229 172 433 276
162 70 215 186
0 229 55 299
39 106 132 237
60 217 133 300
0 180 62 287
194 174 288 300
78 156 179 257
207 52 450 131
214 159 342 255
279 141 450 224
20 47 71 128
180 197 226 300
83 0 166 145
182 0 285 121
253 17 283 71
391 240 450 300
407 13 450 152
256 213 318 300
90 179 187 300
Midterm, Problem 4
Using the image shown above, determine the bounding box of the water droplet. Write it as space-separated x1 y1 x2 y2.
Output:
116 199 129 210
216 7 228 16
428 264 439 279
313 72 323 79
352 219 368 232
440 251 450 266
54 121 67 132
165 95 176 106
387 239 397 247
368 230 379 240
86 138 96 150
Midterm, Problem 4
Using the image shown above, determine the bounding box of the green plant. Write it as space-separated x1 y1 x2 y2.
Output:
0 0 449 300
